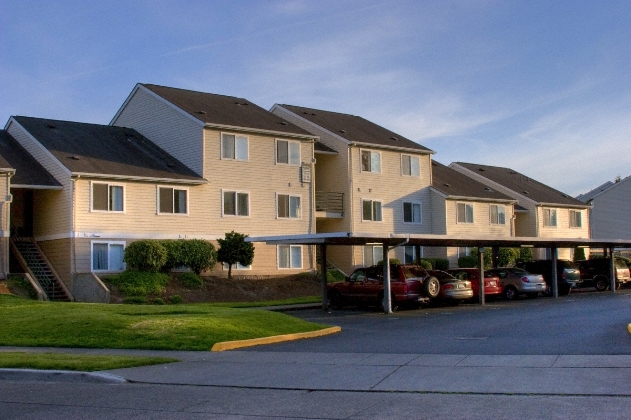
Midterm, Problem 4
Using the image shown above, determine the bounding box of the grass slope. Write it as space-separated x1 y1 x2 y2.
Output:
0 352 177 371
0 295 329 351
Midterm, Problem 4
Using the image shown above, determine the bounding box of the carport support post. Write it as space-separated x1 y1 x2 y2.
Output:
382 244 392 314
478 247 485 306
551 246 558 298
320 244 328 310
610 247 616 293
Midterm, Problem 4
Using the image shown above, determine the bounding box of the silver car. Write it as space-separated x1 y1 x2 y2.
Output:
487 267 546 300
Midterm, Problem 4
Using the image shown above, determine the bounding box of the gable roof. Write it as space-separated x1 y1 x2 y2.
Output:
277 104 433 153
0 130 60 188
431 160 514 202
453 162 587 207
13 116 205 183
576 180 616 202
138 84 314 137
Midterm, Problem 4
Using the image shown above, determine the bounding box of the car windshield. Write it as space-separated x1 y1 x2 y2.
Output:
401 266 427 279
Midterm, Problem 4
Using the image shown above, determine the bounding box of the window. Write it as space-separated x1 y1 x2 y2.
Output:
278 245 302 269
458 247 471 258
361 150 381 173
543 208 557 227
570 210 582 228
403 202 422 223
276 139 300 165
158 187 188 214
223 190 249 216
403 246 422 264
401 155 420 177
490 205 506 225
223 262 251 271
363 245 383 266
362 199 382 221
92 242 125 271
92 182 123 212
457 202 474 223
277 194 301 218
221 133 248 160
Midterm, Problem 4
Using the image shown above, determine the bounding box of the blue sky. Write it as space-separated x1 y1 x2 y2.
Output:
2 0 630 196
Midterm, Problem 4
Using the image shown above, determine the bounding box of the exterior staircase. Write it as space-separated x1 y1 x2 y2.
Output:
11 239 72 301
315 248 347 278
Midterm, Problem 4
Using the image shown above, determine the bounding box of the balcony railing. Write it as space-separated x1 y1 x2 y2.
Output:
315 192 344 216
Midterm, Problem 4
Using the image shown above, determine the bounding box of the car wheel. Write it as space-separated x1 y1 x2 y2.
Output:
526 293 538 299
594 277 608 292
424 277 441 299
504 286 518 300
328 291 343 309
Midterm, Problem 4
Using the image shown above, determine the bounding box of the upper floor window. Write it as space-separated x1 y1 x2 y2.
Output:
362 199 382 222
543 208 557 227
403 202 422 223
221 133 248 160
361 150 381 173
223 190 249 216
570 210 582 228
457 202 474 224
490 205 506 225
158 187 188 214
277 194 301 218
92 182 124 212
276 139 300 165
401 154 420 177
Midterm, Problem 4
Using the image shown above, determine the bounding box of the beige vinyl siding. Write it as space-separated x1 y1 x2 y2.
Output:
445 200 513 237
515 202 538 237
314 151 352 232
111 87 204 176
429 190 447 235
537 206 589 239
0 175 9 277
38 239 72 287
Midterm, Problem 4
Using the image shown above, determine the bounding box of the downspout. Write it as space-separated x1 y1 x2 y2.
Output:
4 172 13 279
71 177 77 278
348 145 355 264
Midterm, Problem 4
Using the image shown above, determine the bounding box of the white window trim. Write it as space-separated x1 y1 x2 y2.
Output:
276 193 302 219
401 154 421 177
361 198 383 222
543 208 558 228
277 244 303 269
91 240 126 272
403 201 422 224
156 185 189 216
90 181 126 213
489 204 506 225
220 132 249 161
569 209 583 228
221 189 251 217
360 149 382 174
456 202 474 224
275 138 301 166
222 262 252 271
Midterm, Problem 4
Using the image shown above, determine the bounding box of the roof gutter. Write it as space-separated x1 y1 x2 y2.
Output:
203 122 318 141
349 141 434 155
71 172 208 185
537 202 592 210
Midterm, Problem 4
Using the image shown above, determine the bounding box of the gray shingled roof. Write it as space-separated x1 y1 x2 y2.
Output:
14 117 205 182
454 162 587 207
576 181 616 202
278 104 433 153
431 161 513 201
0 130 60 187
314 141 337 154
141 84 313 137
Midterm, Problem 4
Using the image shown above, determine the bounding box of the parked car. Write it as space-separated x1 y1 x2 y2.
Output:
486 267 547 300
446 268 503 299
516 260 581 296
575 258 631 291
327 264 441 310
427 270 474 303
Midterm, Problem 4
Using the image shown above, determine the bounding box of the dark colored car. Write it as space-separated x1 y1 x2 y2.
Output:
446 268 503 299
427 270 474 303
516 260 581 296
576 258 631 291
327 264 441 310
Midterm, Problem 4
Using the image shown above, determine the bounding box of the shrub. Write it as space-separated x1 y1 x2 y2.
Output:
573 247 586 261
179 272 203 289
6 275 38 299
151 298 165 305
123 296 146 305
376 258 402 266
326 269 346 283
161 240 186 271
458 256 477 268
418 259 433 270
432 258 450 270
518 247 533 263
180 239 217 275
169 295 183 304
108 271 170 297
469 248 493 269
123 241 167 272
217 231 255 279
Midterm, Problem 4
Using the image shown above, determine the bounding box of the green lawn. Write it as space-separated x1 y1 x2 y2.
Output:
0 295 329 351
0 352 177 371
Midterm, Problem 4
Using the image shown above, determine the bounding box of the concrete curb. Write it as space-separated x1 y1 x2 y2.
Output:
211 326 342 352
0 368 127 383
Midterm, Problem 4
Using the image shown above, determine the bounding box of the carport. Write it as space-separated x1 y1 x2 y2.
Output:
249 232 631 313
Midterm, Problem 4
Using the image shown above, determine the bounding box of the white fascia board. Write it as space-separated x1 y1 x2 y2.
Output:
203 122 317 141
537 202 592 210
11 184 63 190
71 173 208 185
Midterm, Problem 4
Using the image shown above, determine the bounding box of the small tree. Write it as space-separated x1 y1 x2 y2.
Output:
573 247 586 261
217 231 255 279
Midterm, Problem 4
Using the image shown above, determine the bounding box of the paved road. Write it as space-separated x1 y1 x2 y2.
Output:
1 289 631 419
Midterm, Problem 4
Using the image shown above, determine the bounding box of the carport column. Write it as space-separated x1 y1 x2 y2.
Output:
382 244 392 314
478 247 485 306
551 246 558 298
320 243 328 310
610 247 616 293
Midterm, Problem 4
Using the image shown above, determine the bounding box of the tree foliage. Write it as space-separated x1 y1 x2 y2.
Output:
217 231 255 279
123 241 167 272
573 247 586 261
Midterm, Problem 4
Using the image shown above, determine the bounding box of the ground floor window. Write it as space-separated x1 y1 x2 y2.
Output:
457 247 471 258
92 241 125 271
403 246 423 264
222 262 251 271
363 245 383 266
278 245 302 269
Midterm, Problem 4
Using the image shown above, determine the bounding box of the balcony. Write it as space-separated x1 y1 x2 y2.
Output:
315 192 344 218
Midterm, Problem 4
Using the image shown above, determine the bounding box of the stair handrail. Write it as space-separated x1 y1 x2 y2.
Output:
20 272 47 301
10 240 49 300
30 240 73 302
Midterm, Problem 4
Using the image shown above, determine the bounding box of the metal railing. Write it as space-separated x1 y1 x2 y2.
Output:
315 192 344 215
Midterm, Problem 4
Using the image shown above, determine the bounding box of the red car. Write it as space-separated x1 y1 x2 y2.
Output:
446 268 503 299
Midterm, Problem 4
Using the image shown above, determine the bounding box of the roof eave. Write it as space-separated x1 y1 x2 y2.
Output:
204 122 318 141
537 202 591 210
349 141 434 155
71 172 208 185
